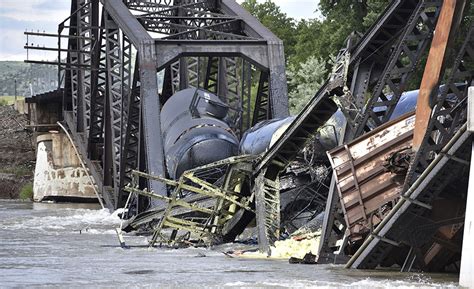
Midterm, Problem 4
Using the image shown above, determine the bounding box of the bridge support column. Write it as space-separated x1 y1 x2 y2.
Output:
33 133 97 202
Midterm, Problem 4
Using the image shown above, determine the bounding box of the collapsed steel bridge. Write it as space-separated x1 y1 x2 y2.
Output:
26 0 474 273
26 0 289 211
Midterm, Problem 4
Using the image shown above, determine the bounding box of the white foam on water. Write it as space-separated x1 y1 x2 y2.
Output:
79 228 119 235
223 278 458 288
347 278 457 288
3 208 122 234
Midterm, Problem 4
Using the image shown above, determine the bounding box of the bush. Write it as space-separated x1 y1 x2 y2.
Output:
19 183 33 200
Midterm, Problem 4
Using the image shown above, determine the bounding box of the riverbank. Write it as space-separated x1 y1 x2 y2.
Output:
0 104 35 199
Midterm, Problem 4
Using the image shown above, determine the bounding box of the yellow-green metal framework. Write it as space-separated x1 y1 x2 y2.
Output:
124 155 256 247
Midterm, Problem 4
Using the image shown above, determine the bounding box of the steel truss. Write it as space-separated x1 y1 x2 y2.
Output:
26 0 289 213
240 0 448 254
319 0 447 256
330 0 442 137
348 23 474 270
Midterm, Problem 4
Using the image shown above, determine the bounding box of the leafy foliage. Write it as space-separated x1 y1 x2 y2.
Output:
241 0 298 60
241 0 388 66
363 0 390 27
287 56 328 115
240 0 389 113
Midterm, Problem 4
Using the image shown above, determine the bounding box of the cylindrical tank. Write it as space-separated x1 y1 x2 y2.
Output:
161 88 239 179
239 111 346 157
239 116 295 155
376 89 419 121
240 89 419 156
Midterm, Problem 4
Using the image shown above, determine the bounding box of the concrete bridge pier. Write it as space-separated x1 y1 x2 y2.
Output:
33 132 97 203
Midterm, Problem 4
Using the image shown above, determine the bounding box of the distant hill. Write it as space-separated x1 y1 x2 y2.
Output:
0 61 58 98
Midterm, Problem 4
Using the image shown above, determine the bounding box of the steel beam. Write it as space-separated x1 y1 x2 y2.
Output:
413 0 464 150
100 0 151 47
221 0 288 117
87 0 103 161
155 41 269 70
138 41 167 200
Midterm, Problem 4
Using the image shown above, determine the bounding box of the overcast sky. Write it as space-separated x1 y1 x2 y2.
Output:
0 0 319 61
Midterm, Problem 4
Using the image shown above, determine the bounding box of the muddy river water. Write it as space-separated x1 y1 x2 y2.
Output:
0 200 461 288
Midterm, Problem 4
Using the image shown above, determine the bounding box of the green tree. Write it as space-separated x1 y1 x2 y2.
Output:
317 0 368 58
292 0 388 66
292 19 324 65
240 0 389 67
363 0 389 28
241 0 298 61
239 0 389 111
287 56 328 115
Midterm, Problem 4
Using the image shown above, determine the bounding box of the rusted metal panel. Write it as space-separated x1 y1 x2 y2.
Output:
413 0 462 150
327 112 415 241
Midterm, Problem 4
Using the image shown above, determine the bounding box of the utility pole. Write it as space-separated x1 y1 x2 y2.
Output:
14 79 17 103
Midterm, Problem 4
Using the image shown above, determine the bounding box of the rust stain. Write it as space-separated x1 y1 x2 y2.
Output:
413 0 458 150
